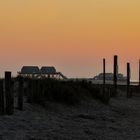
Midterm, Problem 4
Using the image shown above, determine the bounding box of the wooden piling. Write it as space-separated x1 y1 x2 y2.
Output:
127 63 131 98
11 79 14 111
103 58 106 85
5 72 14 115
139 60 140 86
17 76 24 110
102 58 110 104
103 58 106 95
0 80 4 115
113 55 118 96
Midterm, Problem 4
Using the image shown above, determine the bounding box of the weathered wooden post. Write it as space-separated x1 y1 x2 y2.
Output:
103 58 106 95
11 79 14 110
113 55 118 96
127 63 131 98
5 72 14 115
103 58 106 86
139 60 140 86
17 76 24 110
0 80 4 115
102 58 110 104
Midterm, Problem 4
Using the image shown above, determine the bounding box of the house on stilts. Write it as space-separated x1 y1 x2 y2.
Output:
18 66 68 80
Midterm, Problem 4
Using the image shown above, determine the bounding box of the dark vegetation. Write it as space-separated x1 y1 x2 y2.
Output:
24 78 111 106
1 75 139 115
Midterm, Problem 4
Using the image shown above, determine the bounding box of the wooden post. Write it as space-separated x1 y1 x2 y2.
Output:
103 58 106 94
103 58 106 85
139 60 140 86
17 76 24 110
102 58 110 104
0 80 4 115
113 55 118 95
127 63 131 98
11 79 14 111
5 72 14 115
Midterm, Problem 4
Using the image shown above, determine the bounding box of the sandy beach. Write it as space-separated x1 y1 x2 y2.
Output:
0 94 140 140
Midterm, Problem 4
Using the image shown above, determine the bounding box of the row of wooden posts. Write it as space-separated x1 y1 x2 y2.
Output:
0 55 139 115
0 72 23 115
102 55 140 98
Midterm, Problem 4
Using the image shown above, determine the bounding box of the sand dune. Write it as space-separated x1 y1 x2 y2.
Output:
0 96 140 140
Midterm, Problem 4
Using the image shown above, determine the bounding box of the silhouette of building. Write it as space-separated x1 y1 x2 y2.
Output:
18 66 67 80
20 66 40 74
18 66 40 78
40 66 56 74
93 73 127 81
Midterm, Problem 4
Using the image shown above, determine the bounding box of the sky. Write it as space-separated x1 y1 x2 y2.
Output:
0 0 140 79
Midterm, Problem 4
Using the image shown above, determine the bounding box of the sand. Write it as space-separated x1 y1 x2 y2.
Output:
0 96 140 140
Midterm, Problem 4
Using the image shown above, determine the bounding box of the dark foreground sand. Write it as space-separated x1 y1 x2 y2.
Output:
0 96 140 140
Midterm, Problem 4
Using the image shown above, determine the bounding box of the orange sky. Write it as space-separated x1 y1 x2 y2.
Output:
0 0 140 79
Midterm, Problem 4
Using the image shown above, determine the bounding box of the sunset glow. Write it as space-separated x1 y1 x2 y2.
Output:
0 0 140 79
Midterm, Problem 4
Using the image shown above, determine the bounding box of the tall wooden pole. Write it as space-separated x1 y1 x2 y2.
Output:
103 58 106 85
5 72 14 115
103 58 106 96
113 55 118 95
139 60 140 86
127 63 131 98
102 58 110 104
0 80 4 115
17 76 24 110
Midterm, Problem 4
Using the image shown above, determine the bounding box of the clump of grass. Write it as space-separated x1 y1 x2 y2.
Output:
25 79 110 106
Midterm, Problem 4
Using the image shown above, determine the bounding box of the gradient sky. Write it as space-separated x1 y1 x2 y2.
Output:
0 0 140 79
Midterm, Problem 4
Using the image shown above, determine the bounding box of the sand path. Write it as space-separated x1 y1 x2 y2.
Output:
0 96 140 140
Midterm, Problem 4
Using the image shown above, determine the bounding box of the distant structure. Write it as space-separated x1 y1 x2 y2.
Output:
40 66 67 79
18 66 40 78
93 73 127 81
18 66 68 80
41 66 56 74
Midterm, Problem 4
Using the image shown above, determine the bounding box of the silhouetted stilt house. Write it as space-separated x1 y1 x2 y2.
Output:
18 66 67 80
40 66 67 79
18 66 40 78
41 66 56 78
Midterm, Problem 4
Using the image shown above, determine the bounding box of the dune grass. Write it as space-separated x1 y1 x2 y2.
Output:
24 78 110 106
